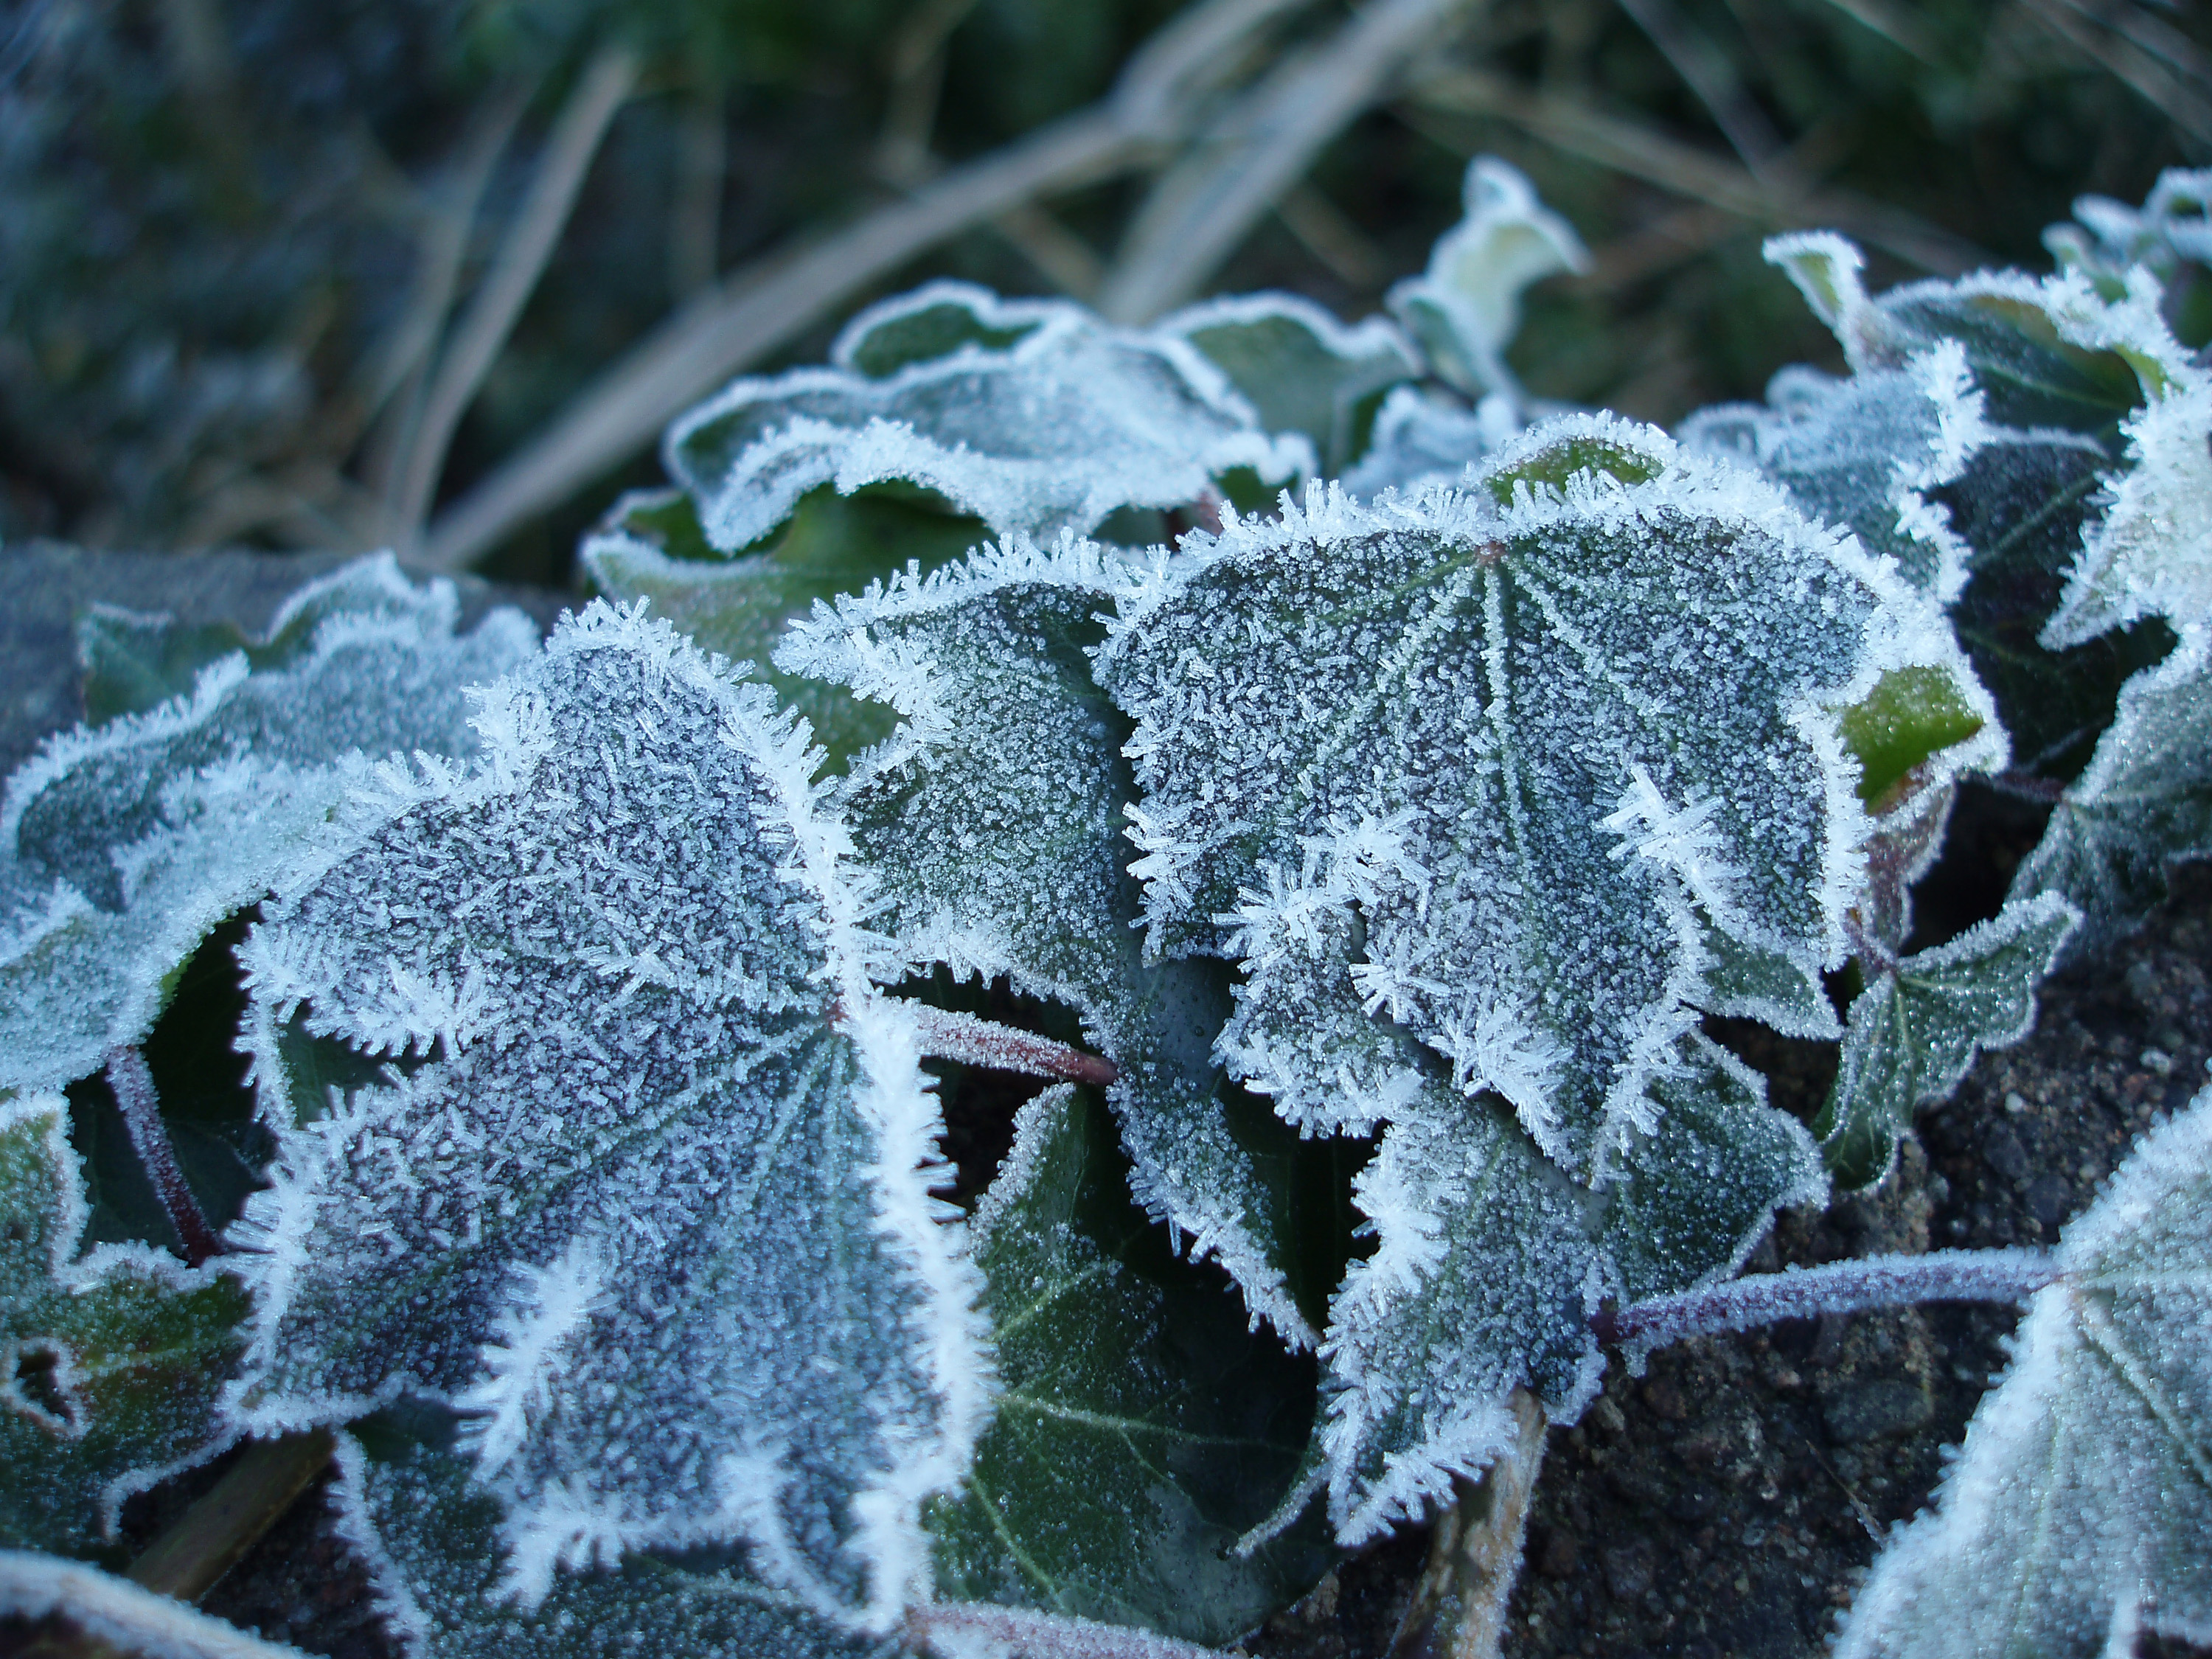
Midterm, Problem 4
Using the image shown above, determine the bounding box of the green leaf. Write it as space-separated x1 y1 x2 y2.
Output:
1160 294 1416 476
0 1093 245 1557
2013 626 2212 956
1834 1082 2212 1656
928 1085 1330 1644
225 603 990 1632
666 282 1307 553
0 554 538 1096
1815 892 2079 1189
582 484 987 767
1837 664 1987 810
76 610 252 728
777 540 1322 1346
1096 414 1997 1180
333 1406 889 1659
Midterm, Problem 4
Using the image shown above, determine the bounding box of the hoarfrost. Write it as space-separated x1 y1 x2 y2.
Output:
1835 1082 2212 1657
0 1093 245 1554
224 602 988 1633
667 282 1308 554
0 554 538 1095
1096 416 1991 1180
1816 891 2079 1187
1387 157 1589 402
778 540 1316 1346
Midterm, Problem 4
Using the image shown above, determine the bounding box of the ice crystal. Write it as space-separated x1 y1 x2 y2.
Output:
0 1093 245 1554
0 554 537 1096
225 602 988 1633
1816 892 2079 1187
1387 157 1589 401
1159 293 1416 476
777 538 1316 1345
1836 1081 2212 1657
2013 625 2212 953
666 282 1308 554
1096 416 1997 1180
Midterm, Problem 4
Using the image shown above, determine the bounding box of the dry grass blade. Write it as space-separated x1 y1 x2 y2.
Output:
1402 65 1989 275
417 0 1320 573
1096 0 1483 324
2019 0 2212 144
389 41 640 552
1386 1390 1548 1659
1808 0 1941 64
1613 0 1783 173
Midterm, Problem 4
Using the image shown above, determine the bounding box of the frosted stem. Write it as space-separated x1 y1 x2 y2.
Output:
1592 1249 2066 1350
897 1004 1120 1088
908 1601 1227 1659
105 1047 223 1267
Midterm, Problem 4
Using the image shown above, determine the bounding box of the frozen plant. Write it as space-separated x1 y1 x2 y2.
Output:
2 158 2209 1659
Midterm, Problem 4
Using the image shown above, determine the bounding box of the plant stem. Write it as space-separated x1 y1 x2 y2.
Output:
898 1004 1120 1087
127 1431 337 1604
908 1601 1226 1659
104 1047 222 1267
0 1551 302 1659
1388 1388 1548 1659
1591 1249 2066 1351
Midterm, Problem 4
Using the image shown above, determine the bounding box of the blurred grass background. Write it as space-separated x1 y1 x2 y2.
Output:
1 0 2203 584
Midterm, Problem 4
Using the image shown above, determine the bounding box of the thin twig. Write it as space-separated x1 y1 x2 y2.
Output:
908 1601 1227 1659
128 1432 337 1604
891 1004 1119 1087
1591 1248 2065 1351
417 0 1319 572
1096 0 1482 324
1400 65 1990 276
104 1047 222 1267
0 1551 307 1659
389 41 641 549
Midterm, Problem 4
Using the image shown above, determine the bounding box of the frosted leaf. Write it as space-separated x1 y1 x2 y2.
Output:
0 1093 246 1554
1935 425 2174 782
2043 372 2212 647
776 539 1318 1344
667 281 1310 554
1388 158 1589 400
2012 625 2212 956
1097 417 1998 1179
1678 341 1993 600
224 602 989 1633
0 554 538 1096
928 1085 1327 1644
1695 925 1842 1040
1815 891 2079 1189
1339 385 1523 501
2048 167 2212 286
1315 1091 1601 1543
1765 232 2180 431
1158 293 1416 476
1834 1082 2212 1658
330 1415 888 1659
1310 1037 1819 1545
1597 1035 1828 1305
582 485 985 766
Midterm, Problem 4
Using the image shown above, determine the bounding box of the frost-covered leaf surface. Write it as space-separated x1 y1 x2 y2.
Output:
333 1411 888 1659
1835 1082 2212 1658
1339 385 1521 501
2013 626 2212 953
1677 344 1989 599
667 282 1307 553
928 1085 1328 1644
1159 294 1415 476
0 1093 245 1556
1096 418 1996 1180
1386 157 1588 400
225 603 988 1633
1815 891 2079 1188
779 538 1319 1344
582 485 985 766
0 554 538 1095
